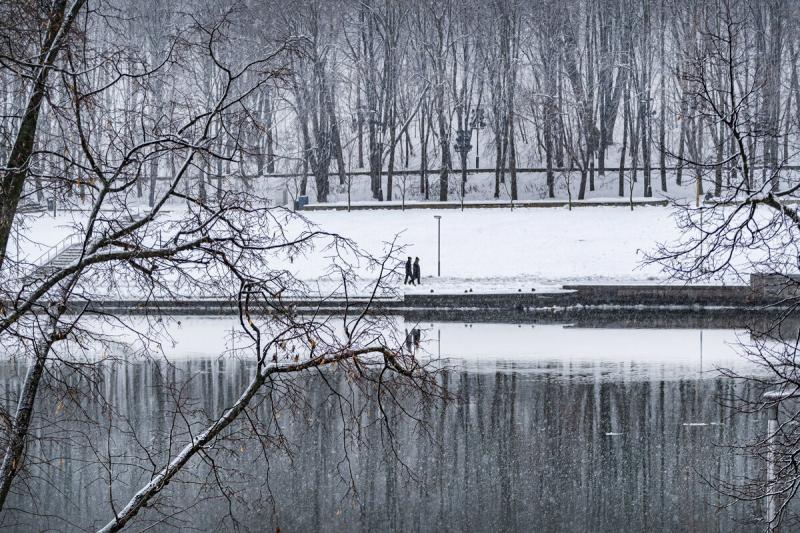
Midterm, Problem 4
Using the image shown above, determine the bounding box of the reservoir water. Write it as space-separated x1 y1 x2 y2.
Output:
0 320 770 532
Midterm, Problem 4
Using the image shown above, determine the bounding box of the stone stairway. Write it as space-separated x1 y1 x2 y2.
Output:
29 236 85 280
34 242 85 278
29 212 147 281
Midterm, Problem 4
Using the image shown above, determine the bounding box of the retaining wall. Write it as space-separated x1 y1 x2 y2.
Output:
47 283 796 317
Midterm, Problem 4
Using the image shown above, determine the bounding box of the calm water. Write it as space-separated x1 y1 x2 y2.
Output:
0 323 771 532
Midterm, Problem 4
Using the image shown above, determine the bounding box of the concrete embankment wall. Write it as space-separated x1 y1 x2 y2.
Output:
405 284 777 309
62 282 795 317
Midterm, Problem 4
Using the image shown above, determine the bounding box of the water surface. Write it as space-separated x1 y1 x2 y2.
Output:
0 322 768 532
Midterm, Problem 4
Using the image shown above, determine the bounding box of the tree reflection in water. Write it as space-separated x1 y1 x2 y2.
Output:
0 355 768 532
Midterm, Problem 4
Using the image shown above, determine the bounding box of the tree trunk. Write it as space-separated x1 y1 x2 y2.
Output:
659 6 667 193
356 77 364 169
0 0 85 271
640 96 651 197
578 167 587 200
695 116 704 196
509 124 517 201
0 320 59 512
148 153 158 208
676 90 688 186
437 83 449 201
216 133 224 202
420 107 428 198
619 84 629 197
494 130 502 198
198 165 207 202
715 119 723 196
630 98 640 188
544 97 555 198
387 102 397 201
326 80 347 187
266 89 275 174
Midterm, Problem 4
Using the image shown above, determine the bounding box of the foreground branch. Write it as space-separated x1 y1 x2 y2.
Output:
96 346 410 533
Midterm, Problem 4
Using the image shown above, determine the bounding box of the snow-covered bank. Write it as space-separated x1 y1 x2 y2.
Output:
298 205 689 292
12 203 740 298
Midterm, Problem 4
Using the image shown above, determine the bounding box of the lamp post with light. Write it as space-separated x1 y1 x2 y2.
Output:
454 129 472 204
470 106 486 169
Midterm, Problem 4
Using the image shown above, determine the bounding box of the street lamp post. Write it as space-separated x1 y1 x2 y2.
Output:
470 106 486 169
475 122 480 169
434 215 441 277
762 389 800 532
454 129 472 205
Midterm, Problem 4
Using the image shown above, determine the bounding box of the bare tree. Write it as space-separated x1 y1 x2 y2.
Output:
649 2 800 528
0 0 88 270
0 6 442 531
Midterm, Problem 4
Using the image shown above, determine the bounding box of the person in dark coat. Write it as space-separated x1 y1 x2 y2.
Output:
413 257 421 285
404 257 414 285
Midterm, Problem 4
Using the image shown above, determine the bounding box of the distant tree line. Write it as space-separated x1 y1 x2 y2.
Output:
2 0 798 207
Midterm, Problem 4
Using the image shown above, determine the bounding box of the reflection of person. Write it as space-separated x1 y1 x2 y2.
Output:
404 257 414 285
413 257 421 285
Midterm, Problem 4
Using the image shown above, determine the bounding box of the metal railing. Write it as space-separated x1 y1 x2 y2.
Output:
32 233 84 268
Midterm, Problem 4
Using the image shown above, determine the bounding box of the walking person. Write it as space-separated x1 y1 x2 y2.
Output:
404 257 414 285
412 327 421 349
413 257 421 285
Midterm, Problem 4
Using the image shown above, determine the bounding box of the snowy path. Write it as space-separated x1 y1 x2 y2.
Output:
299 205 695 294
11 205 736 298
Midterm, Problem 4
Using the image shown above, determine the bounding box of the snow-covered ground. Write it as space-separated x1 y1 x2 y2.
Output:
11 203 730 296
11 210 83 263
296 205 696 293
